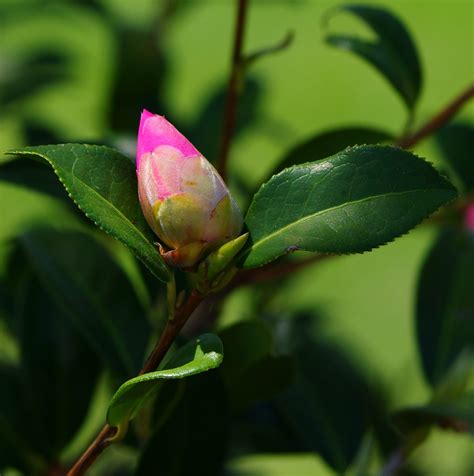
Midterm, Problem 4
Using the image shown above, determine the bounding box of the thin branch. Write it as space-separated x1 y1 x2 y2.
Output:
67 291 204 476
216 0 249 180
397 82 474 149
233 253 332 288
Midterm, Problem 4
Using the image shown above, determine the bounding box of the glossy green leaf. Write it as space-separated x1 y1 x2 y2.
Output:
416 229 474 386
135 372 230 476
241 145 456 269
393 391 474 435
7 145 170 282
324 4 422 109
107 333 224 434
435 123 474 193
11 229 150 378
273 126 392 175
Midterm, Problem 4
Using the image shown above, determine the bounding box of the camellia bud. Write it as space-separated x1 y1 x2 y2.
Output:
136 109 243 268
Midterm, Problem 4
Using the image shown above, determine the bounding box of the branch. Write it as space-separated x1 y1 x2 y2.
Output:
67 291 204 476
216 0 249 180
397 82 474 149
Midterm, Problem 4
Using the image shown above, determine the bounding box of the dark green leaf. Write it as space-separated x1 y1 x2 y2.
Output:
416 229 474 386
393 391 474 435
135 372 229 476
11 229 150 378
0 364 47 473
7 145 170 282
273 126 392 174
324 4 422 109
241 145 456 268
435 123 474 193
0 51 69 106
12 267 100 462
107 334 224 435
276 313 380 473
219 321 294 411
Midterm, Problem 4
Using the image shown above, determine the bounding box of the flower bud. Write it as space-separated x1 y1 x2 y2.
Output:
136 109 243 268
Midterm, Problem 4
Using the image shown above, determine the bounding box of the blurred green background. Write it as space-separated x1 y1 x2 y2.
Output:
0 0 473 474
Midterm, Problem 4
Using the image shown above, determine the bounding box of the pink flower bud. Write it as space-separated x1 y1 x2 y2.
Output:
465 204 474 232
136 110 243 268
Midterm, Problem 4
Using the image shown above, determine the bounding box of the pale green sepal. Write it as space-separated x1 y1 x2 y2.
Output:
195 233 248 292
206 233 249 281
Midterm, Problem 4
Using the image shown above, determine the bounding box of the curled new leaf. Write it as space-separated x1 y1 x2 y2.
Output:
106 334 224 439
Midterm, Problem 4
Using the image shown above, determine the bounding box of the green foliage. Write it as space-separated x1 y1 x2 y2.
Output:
135 372 230 476
107 334 224 436
435 123 474 193
273 313 382 473
393 391 474 435
325 4 422 110
272 126 392 175
416 229 474 387
241 145 456 268
9 229 150 378
7 145 170 282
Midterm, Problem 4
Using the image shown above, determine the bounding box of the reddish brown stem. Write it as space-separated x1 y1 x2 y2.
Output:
67 291 204 476
216 0 249 180
397 83 474 149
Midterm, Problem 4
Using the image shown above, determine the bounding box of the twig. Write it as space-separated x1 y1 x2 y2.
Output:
67 291 204 476
217 0 249 180
397 82 474 149
233 253 332 287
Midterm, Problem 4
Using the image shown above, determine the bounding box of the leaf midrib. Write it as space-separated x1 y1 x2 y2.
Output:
247 186 449 254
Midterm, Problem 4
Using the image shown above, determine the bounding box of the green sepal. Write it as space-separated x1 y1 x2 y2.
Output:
195 233 248 292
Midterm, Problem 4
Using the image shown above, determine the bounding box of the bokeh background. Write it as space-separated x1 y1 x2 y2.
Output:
0 0 473 475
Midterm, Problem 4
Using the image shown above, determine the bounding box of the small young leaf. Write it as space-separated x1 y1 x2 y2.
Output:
393 391 474 435
241 145 456 269
435 123 474 193
7 145 170 282
273 126 392 175
324 4 422 109
416 229 474 387
106 333 224 435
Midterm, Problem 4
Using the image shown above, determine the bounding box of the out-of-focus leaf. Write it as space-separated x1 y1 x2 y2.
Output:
273 126 392 174
0 52 69 106
0 364 47 474
324 4 422 109
393 391 474 435
226 453 335 476
107 334 223 436
186 76 264 163
12 266 100 462
435 123 474 193
135 371 230 476
110 29 168 132
7 145 170 282
241 146 456 269
11 229 150 378
416 229 474 387
275 313 381 473
219 321 294 411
